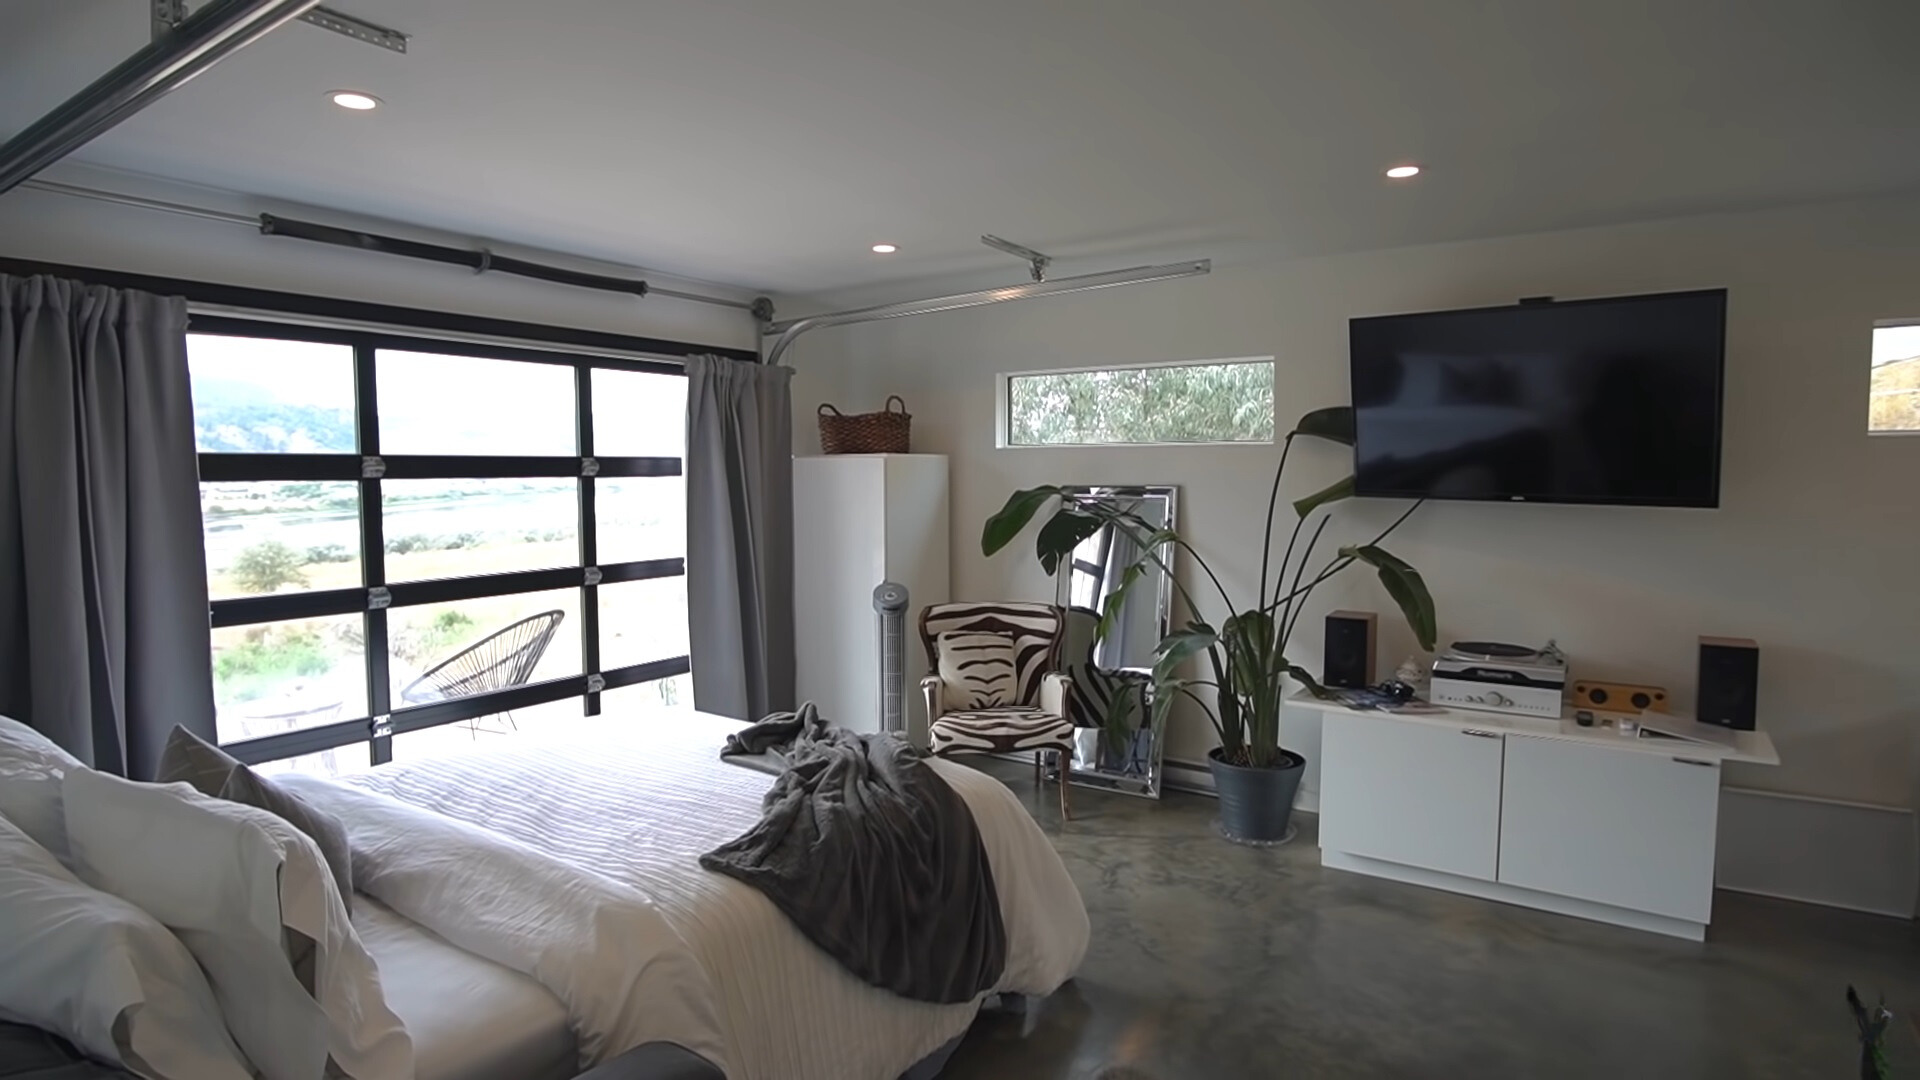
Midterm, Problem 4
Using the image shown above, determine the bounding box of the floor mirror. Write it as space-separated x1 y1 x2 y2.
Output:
1052 485 1177 799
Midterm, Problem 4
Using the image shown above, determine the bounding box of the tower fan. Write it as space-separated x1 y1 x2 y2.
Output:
872 582 910 735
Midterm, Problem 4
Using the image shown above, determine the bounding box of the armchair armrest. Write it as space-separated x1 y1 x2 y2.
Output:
919 675 948 723
1040 671 1071 718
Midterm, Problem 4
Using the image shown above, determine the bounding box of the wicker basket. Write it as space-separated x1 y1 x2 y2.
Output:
818 396 911 454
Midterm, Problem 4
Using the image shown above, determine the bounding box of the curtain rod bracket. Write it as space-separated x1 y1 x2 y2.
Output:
981 234 1052 282
750 297 777 323
297 6 409 54
152 0 189 39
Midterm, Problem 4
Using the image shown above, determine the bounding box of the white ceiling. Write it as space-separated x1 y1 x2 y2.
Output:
4 0 1918 297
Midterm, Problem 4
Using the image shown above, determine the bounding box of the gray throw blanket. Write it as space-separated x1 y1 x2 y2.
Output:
699 704 1008 1005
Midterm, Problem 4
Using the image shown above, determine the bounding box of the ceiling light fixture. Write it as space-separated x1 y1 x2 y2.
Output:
1385 164 1421 179
329 91 381 111
871 243 898 254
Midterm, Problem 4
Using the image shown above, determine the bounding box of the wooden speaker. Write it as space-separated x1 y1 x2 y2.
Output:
1570 681 1669 713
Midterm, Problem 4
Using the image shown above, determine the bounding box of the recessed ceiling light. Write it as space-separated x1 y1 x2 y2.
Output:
1385 164 1421 179
871 243 898 254
330 91 381 111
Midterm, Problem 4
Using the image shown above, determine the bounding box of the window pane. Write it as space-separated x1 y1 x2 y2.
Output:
377 350 575 455
382 480 577 582
211 615 367 744
1870 325 1920 433
600 674 692 717
1007 359 1275 446
188 334 357 453
390 590 582 704
593 369 686 456
597 477 685 564
202 482 361 600
600 577 689 670
250 743 370 782
388 697 583 759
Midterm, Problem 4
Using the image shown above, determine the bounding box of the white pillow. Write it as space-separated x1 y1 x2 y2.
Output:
0 814 254 1080
63 769 413 1080
937 631 1020 709
0 714 84 863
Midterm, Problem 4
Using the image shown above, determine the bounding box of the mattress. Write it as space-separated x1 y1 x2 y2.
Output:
331 713 1090 1080
354 898 576 1080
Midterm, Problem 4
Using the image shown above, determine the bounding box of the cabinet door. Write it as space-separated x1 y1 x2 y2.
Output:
1498 736 1721 923
1318 713 1505 881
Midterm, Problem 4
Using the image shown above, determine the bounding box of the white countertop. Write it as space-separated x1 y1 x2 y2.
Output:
1287 692 1780 767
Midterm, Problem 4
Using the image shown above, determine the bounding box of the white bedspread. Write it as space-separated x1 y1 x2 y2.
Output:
353 899 575 1080
299 715 1087 1080
280 771 731 1075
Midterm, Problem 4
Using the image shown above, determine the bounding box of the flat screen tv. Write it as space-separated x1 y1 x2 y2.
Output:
1349 289 1726 508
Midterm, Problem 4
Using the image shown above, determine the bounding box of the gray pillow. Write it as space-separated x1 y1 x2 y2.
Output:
155 725 354 912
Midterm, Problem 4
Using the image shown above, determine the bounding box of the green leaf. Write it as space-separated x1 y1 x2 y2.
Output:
1286 663 1333 699
1101 681 1141 755
980 487 1061 556
1292 474 1355 519
1292 405 1355 446
1152 622 1218 685
1150 679 1181 739
1094 562 1147 641
1340 544 1438 652
1220 610 1277 697
1035 509 1107 577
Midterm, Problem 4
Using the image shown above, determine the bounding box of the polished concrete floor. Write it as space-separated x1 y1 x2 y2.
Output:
942 761 1920 1080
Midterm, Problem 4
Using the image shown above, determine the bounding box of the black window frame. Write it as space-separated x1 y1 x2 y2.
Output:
191 314 693 769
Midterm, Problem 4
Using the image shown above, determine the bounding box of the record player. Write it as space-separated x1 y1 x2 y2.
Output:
1430 640 1569 719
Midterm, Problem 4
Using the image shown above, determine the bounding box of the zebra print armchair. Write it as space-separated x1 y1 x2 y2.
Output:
918 601 1075 818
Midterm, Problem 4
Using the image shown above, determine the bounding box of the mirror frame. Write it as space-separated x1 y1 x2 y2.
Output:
1052 484 1177 798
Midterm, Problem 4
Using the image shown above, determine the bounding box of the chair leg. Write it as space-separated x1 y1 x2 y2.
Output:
1057 749 1071 820
1033 751 1042 789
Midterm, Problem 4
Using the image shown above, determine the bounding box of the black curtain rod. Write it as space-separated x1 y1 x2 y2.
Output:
257 214 773 320
0 255 761 363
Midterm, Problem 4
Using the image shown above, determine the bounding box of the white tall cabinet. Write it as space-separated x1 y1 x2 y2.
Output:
793 454 949 740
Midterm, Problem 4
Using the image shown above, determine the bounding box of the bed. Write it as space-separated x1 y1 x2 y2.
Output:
280 712 1090 1080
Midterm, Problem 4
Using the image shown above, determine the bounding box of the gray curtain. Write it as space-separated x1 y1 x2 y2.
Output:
0 275 215 778
685 353 794 722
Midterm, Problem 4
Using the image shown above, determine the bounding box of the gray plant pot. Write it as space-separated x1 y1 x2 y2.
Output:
1208 747 1306 843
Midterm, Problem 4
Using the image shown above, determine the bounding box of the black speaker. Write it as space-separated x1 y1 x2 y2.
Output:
1697 636 1759 730
1324 611 1377 690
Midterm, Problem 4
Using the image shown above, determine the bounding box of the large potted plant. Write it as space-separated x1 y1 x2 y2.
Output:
981 406 1436 842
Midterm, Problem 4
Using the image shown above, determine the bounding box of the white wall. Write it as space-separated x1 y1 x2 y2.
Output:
0 165 762 352
790 195 1920 814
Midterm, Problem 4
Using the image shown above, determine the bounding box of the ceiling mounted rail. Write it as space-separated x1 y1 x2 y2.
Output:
762 259 1211 366
14 178 772 319
0 0 323 195
257 215 769 315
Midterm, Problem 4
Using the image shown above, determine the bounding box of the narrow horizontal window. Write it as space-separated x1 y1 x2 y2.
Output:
1003 357 1275 446
1871 324 1920 434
